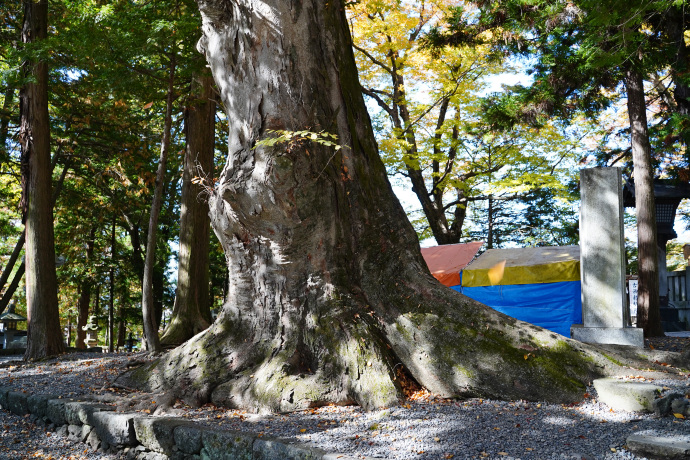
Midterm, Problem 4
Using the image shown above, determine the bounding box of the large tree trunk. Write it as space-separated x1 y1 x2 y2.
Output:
161 72 215 346
624 69 665 338
20 0 64 360
117 0 650 412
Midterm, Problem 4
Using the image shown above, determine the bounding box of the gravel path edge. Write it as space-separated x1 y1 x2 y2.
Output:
0 386 374 460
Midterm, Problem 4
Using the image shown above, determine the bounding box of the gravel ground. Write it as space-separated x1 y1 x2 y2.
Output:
0 343 688 460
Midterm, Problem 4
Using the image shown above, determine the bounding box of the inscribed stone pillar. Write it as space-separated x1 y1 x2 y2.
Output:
571 167 643 346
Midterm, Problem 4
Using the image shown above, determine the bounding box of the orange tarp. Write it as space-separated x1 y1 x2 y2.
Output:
420 242 484 287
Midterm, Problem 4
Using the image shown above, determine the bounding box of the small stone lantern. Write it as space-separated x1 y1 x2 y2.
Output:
0 301 27 349
82 315 101 348
124 332 135 352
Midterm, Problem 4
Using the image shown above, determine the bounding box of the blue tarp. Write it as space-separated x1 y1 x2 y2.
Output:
454 280 582 338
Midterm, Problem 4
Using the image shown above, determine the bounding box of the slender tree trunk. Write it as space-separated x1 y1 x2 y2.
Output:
0 82 15 164
0 136 66 301
666 7 690 116
153 259 165 329
75 227 96 349
0 152 68 303
0 261 24 314
113 0 630 411
161 72 215 346
75 282 91 349
0 232 25 295
20 0 64 360
109 218 116 353
125 220 145 281
117 304 126 349
93 284 100 317
141 53 176 353
487 196 494 249
624 69 664 337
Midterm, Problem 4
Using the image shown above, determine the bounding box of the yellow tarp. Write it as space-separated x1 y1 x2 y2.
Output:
461 245 580 287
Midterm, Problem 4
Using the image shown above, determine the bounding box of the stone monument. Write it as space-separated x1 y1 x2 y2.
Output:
571 167 644 347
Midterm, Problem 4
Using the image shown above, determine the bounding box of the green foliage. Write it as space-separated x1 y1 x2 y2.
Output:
349 0 591 246
0 0 227 344
666 241 687 273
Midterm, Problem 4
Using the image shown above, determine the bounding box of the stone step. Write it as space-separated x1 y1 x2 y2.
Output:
626 434 690 458
662 320 688 332
592 378 662 412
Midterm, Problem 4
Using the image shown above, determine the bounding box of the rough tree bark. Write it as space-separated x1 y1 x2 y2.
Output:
20 0 64 360
116 0 671 412
624 69 665 337
161 72 215 346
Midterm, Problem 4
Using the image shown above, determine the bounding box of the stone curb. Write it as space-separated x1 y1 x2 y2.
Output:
626 434 690 459
593 378 661 412
0 386 377 460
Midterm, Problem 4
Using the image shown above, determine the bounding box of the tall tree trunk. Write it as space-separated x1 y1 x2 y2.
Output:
665 6 690 149
75 227 96 349
666 7 690 117
624 69 664 337
0 151 68 301
0 82 15 163
0 261 24 314
117 0 627 411
75 282 91 349
109 218 116 353
117 303 126 349
161 72 215 346
487 197 494 249
20 0 64 360
125 219 145 282
141 53 176 353
93 284 100 317
0 232 25 295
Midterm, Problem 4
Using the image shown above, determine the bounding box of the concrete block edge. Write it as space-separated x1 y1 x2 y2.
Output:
0 391 386 459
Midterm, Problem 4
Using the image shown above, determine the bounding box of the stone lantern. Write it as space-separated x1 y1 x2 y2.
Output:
0 301 27 349
124 332 136 352
82 315 101 348
623 179 690 308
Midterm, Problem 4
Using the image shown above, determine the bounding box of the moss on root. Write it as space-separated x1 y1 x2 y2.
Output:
387 311 599 403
